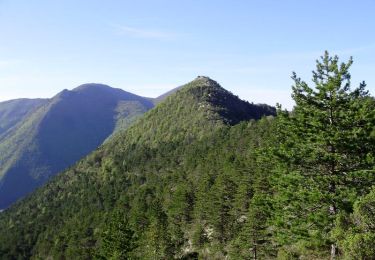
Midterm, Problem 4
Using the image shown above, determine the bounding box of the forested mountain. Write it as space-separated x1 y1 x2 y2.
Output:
0 76 276 259
0 84 154 209
0 53 374 259
0 98 48 137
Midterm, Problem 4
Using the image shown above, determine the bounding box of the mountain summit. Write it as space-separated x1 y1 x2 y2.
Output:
0 84 153 209
0 77 276 259
177 76 275 125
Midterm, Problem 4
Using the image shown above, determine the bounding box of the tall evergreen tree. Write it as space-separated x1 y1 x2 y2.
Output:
209 171 237 244
97 210 137 260
273 51 375 258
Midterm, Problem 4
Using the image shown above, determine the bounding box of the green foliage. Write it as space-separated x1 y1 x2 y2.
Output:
97 210 137 260
0 77 275 259
0 60 372 260
272 51 375 257
333 186 375 259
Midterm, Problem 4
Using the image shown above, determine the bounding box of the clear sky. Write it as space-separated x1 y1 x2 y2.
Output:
0 0 374 109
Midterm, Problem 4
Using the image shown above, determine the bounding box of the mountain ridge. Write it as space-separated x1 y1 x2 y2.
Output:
0 77 276 258
0 83 154 209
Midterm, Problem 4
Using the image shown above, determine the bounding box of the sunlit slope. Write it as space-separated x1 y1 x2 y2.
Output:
0 76 275 258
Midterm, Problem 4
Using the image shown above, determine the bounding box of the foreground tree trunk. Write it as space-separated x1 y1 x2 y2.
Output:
331 243 337 260
253 244 257 260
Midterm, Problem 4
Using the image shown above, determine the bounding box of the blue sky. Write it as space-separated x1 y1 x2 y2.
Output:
0 0 374 109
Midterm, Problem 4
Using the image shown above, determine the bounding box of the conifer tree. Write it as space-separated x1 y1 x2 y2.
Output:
209 171 237 244
97 210 137 260
273 51 375 258
238 144 276 259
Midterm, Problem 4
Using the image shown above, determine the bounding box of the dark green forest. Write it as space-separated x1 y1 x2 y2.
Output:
0 53 374 259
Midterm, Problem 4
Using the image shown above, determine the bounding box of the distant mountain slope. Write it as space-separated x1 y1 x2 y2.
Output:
152 85 183 104
0 98 48 138
0 77 276 259
0 84 153 209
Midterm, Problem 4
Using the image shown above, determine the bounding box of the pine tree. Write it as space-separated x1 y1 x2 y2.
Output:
273 51 375 258
209 171 237 244
97 210 137 260
238 148 276 259
236 192 271 260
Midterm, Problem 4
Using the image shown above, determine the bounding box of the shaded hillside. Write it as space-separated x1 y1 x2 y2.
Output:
0 84 153 209
0 76 276 259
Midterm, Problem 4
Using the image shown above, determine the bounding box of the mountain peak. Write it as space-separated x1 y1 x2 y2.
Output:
190 76 220 88
194 75 216 82
73 83 112 91
53 84 153 109
0 83 154 209
0 78 276 257
175 76 224 98
152 76 221 105
151 77 275 128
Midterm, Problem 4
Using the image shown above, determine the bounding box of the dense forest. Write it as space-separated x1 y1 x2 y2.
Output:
0 52 374 259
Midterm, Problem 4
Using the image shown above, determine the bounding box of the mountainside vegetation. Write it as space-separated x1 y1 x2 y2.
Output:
0 76 276 259
0 53 374 259
0 98 48 137
0 84 154 209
